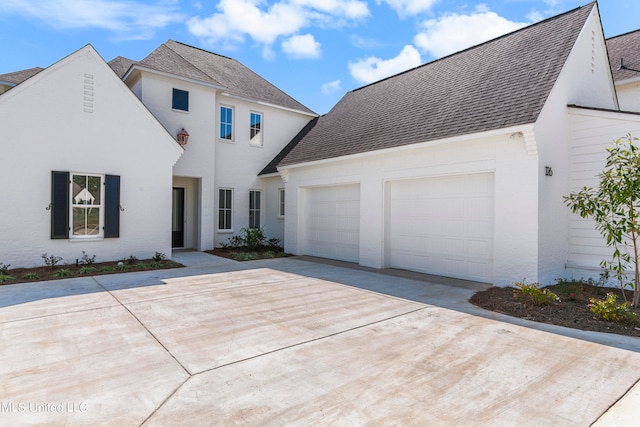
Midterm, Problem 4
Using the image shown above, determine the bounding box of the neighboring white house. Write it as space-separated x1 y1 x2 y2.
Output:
109 41 317 251
274 2 640 286
0 45 183 268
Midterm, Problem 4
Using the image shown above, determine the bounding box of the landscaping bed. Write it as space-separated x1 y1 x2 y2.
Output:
470 282 640 337
206 247 291 262
0 257 183 285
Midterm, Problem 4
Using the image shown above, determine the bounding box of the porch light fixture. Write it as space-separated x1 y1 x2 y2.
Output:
177 128 189 146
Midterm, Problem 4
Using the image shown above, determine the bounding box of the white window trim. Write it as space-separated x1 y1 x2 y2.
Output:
219 105 234 142
249 111 263 147
218 188 233 232
70 172 104 240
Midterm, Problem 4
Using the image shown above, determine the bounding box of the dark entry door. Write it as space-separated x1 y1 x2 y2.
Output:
172 187 185 248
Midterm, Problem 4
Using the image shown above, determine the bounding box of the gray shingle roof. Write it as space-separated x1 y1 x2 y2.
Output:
279 2 595 167
138 40 315 114
108 56 137 79
606 29 640 82
0 67 44 86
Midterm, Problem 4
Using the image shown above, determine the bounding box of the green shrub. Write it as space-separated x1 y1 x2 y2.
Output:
514 281 560 306
99 266 115 273
125 255 138 265
0 273 15 283
53 269 72 278
589 293 639 324
22 272 40 280
78 266 97 275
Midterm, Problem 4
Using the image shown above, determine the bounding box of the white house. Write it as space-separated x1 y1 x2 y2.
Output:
274 2 640 286
0 45 183 268
109 41 317 251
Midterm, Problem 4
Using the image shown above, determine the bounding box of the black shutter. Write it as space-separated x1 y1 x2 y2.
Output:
51 171 69 239
104 174 120 238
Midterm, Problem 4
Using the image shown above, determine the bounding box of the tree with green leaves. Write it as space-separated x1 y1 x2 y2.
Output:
564 134 640 307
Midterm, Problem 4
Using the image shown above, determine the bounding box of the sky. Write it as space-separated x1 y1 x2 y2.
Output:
1 0 639 115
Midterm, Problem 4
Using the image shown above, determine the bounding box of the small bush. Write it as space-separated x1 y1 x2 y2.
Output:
0 263 10 274
42 253 63 270
99 266 115 273
0 273 15 283
53 269 72 278
79 251 96 266
152 252 166 262
266 238 282 249
514 281 560 306
125 255 138 265
589 293 639 324
116 263 130 272
78 266 97 275
22 272 40 280
242 227 265 250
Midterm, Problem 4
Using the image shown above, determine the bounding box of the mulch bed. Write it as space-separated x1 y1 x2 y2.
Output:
205 247 291 261
0 259 183 286
470 283 640 337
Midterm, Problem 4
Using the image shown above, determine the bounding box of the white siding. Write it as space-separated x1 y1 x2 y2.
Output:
567 109 640 275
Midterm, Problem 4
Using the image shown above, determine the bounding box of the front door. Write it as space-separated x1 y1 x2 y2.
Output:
172 187 185 248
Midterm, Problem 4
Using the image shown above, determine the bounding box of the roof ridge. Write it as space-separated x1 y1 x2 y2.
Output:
163 40 230 87
353 1 596 93
167 40 234 61
606 28 640 41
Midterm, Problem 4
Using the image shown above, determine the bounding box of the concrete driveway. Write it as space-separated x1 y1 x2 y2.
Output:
1 252 639 426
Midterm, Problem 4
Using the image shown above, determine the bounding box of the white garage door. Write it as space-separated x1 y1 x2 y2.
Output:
388 173 494 282
302 184 360 263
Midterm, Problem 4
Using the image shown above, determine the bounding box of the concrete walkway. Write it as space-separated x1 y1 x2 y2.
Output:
0 251 638 426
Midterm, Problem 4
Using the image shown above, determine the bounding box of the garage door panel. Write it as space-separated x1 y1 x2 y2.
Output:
388 174 494 283
302 185 360 263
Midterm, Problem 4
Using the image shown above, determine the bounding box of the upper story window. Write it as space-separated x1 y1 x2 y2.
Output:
250 112 262 146
172 88 189 112
220 106 233 141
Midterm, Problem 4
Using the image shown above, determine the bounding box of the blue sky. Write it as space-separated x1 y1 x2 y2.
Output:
1 0 638 114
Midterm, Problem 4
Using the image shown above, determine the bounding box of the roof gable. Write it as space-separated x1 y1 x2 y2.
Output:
137 40 315 114
279 2 595 167
606 29 640 82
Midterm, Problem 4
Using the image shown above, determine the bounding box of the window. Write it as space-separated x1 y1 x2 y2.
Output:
250 112 262 146
249 190 261 228
220 106 233 140
51 171 120 239
172 88 189 112
72 174 102 237
279 188 285 217
218 188 233 230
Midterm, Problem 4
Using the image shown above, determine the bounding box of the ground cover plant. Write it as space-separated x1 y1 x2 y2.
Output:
0 252 182 285
471 279 640 337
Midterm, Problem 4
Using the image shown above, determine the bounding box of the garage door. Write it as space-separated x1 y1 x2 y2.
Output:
302 184 360 263
387 173 494 282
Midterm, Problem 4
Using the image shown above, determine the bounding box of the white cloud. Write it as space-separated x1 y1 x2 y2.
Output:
282 34 321 58
321 79 341 94
187 0 369 58
4 0 183 39
376 0 439 17
527 9 544 23
348 45 421 84
414 7 527 58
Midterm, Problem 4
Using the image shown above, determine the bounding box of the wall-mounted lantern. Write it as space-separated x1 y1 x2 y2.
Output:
177 128 189 146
